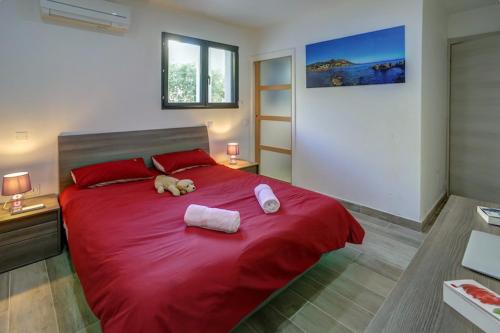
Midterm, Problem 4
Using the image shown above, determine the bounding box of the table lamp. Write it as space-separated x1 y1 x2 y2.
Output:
2 172 44 215
227 142 240 165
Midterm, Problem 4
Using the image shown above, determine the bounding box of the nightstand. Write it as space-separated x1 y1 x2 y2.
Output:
0 194 62 273
223 160 259 174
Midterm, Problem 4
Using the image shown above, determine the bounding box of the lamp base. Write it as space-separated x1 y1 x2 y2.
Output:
10 194 23 214
229 156 237 165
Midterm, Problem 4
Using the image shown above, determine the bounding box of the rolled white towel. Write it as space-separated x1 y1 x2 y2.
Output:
254 184 280 214
184 204 240 233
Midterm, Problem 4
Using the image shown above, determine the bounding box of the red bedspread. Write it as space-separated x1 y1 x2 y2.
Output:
60 165 364 333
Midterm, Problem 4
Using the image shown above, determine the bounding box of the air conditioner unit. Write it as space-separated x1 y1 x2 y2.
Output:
40 0 130 33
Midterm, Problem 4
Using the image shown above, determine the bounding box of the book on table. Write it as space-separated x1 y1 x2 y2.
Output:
477 206 500 226
443 279 500 333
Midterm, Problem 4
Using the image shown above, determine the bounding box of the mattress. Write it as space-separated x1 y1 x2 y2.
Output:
60 165 364 332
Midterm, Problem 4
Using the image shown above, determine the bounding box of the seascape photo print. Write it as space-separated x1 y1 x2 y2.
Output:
306 26 405 88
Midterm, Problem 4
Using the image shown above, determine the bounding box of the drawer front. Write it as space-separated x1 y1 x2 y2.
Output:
0 232 60 274
0 220 58 247
0 212 59 233
241 165 259 174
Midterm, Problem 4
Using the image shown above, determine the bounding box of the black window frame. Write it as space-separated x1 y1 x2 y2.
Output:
161 32 239 109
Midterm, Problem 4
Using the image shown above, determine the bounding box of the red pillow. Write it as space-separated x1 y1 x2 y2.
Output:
152 149 216 174
71 158 154 188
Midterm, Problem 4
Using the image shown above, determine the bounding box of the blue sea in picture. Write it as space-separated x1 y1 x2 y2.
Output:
307 58 405 87
306 26 405 88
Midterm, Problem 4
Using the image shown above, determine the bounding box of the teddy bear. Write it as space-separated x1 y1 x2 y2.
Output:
154 175 196 196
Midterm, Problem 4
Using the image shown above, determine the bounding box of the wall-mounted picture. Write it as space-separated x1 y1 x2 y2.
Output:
306 26 405 88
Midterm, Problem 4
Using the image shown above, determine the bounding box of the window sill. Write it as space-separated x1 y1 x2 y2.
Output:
162 104 239 110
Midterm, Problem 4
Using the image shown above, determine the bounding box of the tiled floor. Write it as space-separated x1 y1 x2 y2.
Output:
0 211 424 333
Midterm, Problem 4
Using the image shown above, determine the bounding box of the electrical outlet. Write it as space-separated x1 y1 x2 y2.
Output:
15 131 28 141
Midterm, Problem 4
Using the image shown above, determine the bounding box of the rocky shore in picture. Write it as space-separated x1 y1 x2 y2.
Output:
307 58 406 87
372 60 405 71
306 59 354 72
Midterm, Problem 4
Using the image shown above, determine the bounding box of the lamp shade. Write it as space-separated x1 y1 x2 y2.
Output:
2 172 31 196
227 143 240 156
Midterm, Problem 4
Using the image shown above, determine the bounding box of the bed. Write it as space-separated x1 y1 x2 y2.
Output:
58 126 364 333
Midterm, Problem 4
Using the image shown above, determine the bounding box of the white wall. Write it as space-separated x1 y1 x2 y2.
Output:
420 0 448 219
256 0 424 221
449 4 500 39
0 0 256 197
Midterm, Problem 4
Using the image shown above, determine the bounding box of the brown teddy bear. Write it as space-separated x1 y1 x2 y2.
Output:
154 175 196 196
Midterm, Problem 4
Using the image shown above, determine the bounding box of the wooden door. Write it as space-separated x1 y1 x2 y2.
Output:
254 56 292 182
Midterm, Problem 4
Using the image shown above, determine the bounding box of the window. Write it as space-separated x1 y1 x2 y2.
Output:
162 33 239 109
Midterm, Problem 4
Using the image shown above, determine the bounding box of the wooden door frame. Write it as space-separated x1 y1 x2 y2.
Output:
250 49 296 183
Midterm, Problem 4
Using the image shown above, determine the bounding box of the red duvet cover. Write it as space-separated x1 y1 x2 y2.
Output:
60 165 364 333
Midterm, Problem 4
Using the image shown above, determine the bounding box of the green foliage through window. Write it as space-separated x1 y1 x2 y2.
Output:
209 70 225 103
168 64 226 103
168 63 197 103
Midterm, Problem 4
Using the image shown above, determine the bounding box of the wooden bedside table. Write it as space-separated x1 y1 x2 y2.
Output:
0 194 62 273
222 160 259 174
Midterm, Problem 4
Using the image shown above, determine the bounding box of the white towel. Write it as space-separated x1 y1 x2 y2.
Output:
254 184 280 214
184 204 240 233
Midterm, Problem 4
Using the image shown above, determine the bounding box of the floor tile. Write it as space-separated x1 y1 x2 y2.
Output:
290 276 373 332
9 262 59 333
268 288 308 318
76 321 102 333
291 302 352 333
246 305 304 333
0 273 8 313
306 265 385 314
46 251 98 333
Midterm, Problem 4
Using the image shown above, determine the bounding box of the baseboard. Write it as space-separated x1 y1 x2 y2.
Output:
337 195 449 232
421 193 449 233
337 198 423 231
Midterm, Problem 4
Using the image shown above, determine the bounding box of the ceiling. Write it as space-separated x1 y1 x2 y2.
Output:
444 0 498 13
146 0 332 29
141 0 499 29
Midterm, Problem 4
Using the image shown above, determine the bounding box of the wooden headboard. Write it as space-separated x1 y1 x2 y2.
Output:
58 126 210 193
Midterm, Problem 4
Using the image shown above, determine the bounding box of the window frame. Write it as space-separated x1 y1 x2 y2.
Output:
161 32 239 109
